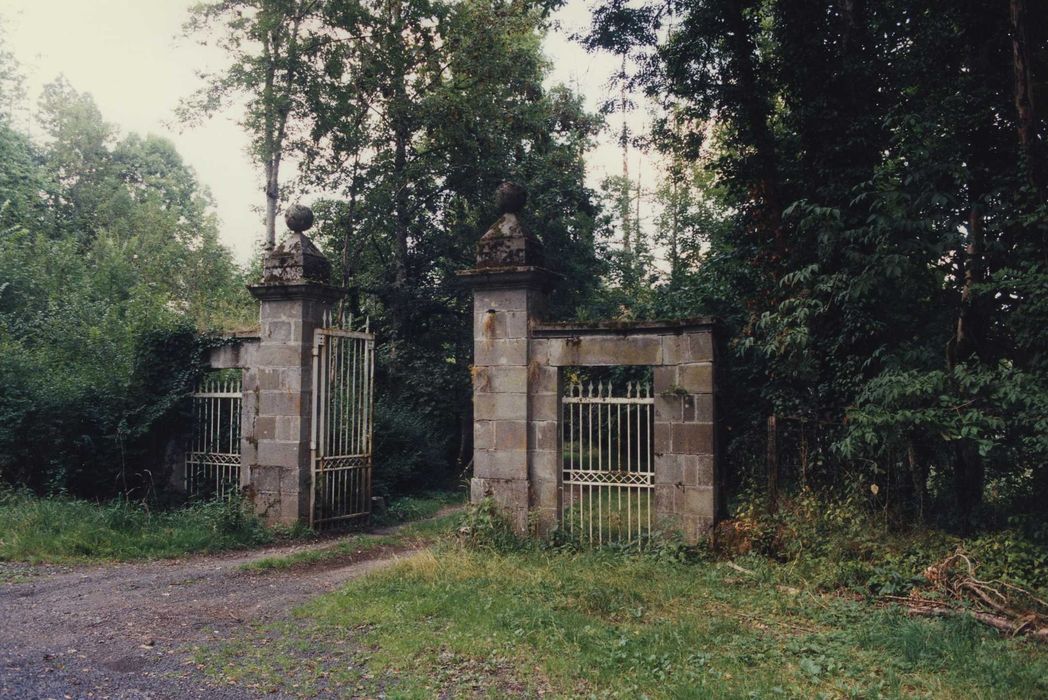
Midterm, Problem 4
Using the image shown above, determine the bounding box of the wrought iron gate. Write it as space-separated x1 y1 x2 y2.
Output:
562 380 654 545
310 317 375 529
185 371 242 499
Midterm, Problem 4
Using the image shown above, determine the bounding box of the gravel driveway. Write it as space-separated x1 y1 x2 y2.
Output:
0 528 428 699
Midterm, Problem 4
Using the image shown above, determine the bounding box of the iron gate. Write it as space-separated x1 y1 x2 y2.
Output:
310 317 375 529
562 380 654 545
185 371 242 499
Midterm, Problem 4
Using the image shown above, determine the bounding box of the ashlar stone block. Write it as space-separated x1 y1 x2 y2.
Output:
529 392 560 422
683 331 714 363
474 420 494 451
678 363 714 393
495 421 528 451
671 423 714 455
474 310 529 340
474 338 528 367
527 420 559 453
474 289 529 313
474 392 528 422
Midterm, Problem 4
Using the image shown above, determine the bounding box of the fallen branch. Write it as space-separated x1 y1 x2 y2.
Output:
881 595 1048 641
725 561 757 576
879 549 1048 642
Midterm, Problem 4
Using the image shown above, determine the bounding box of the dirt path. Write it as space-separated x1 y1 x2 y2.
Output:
0 518 447 700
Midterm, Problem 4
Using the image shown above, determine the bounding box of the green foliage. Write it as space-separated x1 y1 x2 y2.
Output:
458 497 526 552
0 488 271 563
0 62 253 498
370 401 449 497
726 489 1048 600
370 490 462 527
583 0 1048 526
188 0 604 491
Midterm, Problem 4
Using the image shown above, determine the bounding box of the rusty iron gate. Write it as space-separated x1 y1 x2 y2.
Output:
185 371 242 499
310 316 375 529
562 380 654 545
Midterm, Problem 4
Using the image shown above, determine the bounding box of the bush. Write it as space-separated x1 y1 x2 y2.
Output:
720 488 1048 599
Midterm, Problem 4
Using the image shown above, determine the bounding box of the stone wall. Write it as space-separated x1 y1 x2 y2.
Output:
459 183 721 544
528 321 718 541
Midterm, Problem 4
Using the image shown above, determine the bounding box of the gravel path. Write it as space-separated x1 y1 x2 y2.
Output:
0 522 438 700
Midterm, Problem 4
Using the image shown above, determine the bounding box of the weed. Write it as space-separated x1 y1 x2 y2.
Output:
458 497 526 551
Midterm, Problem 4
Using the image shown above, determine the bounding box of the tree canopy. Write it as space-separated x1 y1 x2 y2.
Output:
186 0 605 493
0 37 253 496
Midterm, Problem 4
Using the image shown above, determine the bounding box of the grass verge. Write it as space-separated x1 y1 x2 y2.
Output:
239 510 463 573
199 537 1048 699
0 491 277 563
0 489 463 565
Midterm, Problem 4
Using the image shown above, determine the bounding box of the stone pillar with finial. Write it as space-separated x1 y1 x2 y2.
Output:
246 205 344 525
457 183 559 533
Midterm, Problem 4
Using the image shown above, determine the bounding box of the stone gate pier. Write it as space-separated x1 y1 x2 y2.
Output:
193 207 345 525
459 184 721 544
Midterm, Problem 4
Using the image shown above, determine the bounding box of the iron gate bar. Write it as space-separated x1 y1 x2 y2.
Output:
562 380 654 546
185 373 242 499
310 322 375 529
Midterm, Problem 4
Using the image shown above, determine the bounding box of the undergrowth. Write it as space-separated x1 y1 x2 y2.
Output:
0 488 277 563
370 490 462 527
724 489 1048 600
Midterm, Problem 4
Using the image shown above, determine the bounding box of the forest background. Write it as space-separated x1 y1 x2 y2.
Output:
0 0 1046 541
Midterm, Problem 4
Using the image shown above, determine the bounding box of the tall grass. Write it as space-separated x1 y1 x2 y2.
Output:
0 490 273 563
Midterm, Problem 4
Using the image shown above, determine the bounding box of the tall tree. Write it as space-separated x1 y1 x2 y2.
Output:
189 0 603 490
182 0 325 247
585 0 1048 522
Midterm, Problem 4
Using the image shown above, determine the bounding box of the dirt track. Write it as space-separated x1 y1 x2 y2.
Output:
0 525 431 699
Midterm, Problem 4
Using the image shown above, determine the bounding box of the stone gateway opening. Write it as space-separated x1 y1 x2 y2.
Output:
561 368 655 545
458 183 721 545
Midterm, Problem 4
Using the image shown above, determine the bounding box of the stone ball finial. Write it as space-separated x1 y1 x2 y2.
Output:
495 181 527 215
285 204 314 233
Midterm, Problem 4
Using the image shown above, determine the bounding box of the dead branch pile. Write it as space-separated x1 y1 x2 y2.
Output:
882 551 1048 641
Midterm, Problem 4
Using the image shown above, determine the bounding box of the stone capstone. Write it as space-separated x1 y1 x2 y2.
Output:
495 181 527 214
476 213 545 268
262 231 332 285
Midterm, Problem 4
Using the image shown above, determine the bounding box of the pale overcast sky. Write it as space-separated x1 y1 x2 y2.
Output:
3 0 655 264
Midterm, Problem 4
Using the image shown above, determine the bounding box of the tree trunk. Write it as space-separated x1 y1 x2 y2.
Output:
767 414 779 513
908 441 929 522
724 0 786 266
946 25 995 520
262 38 278 250
389 0 410 303
265 156 280 249
953 441 984 530
1010 0 1044 194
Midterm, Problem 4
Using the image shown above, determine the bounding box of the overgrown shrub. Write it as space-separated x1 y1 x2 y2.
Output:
0 317 224 499
722 488 1048 599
